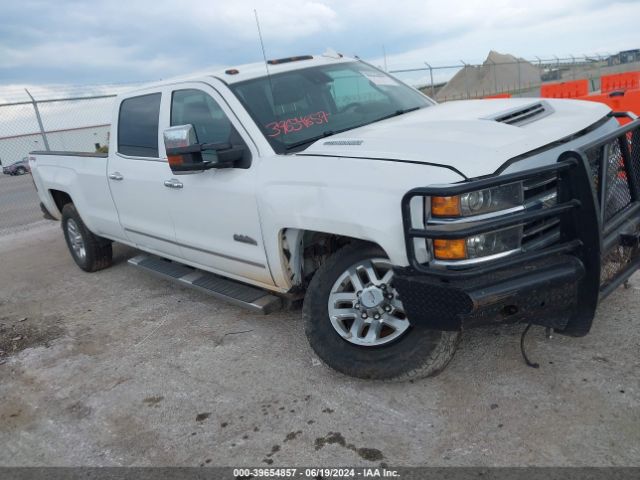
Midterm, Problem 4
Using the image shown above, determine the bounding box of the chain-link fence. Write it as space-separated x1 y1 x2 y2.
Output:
389 53 640 101
1 51 639 235
0 89 118 234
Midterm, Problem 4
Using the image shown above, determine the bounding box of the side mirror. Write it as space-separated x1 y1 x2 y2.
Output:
163 125 245 175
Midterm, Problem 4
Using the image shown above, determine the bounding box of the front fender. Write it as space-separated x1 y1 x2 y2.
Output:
256 155 464 289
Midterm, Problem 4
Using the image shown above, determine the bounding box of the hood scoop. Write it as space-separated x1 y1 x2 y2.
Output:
490 101 553 126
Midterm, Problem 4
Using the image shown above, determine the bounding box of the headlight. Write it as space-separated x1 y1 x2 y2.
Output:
465 225 522 258
430 182 523 218
429 182 525 261
433 226 522 260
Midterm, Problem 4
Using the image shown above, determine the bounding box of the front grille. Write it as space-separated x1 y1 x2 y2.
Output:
522 174 560 251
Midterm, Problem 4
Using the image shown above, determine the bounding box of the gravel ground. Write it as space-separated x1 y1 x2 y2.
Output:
0 223 638 467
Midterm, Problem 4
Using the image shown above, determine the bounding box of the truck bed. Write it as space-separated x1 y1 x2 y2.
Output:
29 150 121 238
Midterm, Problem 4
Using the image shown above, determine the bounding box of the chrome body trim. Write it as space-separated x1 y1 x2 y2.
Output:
430 247 521 268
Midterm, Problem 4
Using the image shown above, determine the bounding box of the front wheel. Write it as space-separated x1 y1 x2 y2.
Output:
303 243 460 381
15 166 27 175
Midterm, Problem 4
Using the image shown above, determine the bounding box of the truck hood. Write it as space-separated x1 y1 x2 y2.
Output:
298 98 610 179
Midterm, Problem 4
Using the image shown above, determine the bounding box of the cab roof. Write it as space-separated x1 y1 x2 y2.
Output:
218 53 356 84
125 53 357 95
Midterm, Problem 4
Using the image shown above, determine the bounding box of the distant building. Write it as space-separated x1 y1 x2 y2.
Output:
608 49 640 66
0 125 109 167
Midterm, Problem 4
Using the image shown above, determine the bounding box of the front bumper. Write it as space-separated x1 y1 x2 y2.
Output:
395 114 640 336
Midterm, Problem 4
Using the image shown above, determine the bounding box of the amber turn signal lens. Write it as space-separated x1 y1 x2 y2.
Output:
168 155 183 166
431 196 461 217
433 239 467 260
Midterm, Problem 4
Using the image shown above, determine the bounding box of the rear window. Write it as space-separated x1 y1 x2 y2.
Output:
118 93 161 157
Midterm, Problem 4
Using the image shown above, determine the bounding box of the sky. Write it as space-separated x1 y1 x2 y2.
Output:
1 0 639 97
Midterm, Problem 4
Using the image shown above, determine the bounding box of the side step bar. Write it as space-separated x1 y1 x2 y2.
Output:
128 254 282 314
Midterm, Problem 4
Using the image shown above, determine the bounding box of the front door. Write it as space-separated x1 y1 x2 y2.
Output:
164 85 273 287
108 92 182 258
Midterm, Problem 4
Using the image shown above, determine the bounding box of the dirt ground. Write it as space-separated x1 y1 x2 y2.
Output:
0 223 638 467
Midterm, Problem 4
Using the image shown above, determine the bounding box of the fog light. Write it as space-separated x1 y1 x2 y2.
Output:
433 226 523 261
433 238 467 260
465 226 522 258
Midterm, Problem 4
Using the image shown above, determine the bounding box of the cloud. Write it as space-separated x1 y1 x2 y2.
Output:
0 0 638 89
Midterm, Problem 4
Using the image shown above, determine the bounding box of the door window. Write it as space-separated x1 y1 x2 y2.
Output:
171 89 235 144
170 89 251 167
117 93 161 157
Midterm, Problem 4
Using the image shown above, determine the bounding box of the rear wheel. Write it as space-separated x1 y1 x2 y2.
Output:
15 166 27 175
303 243 460 381
61 203 113 272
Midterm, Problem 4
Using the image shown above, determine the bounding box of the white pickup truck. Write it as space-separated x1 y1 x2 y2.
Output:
30 53 640 380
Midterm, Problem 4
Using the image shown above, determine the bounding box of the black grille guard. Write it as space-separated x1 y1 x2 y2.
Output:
399 114 640 335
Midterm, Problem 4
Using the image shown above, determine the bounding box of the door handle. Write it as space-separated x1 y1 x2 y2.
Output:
164 179 184 189
108 172 124 181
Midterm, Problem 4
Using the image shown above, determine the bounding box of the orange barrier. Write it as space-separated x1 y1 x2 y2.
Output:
540 79 589 99
483 93 512 99
600 72 640 94
579 89 640 125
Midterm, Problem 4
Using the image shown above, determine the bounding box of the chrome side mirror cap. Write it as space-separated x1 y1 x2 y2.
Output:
163 125 215 175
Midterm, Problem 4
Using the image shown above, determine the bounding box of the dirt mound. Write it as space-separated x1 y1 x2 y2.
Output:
436 50 540 101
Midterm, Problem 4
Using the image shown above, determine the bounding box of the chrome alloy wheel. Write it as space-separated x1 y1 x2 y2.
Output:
66 218 86 261
327 258 410 347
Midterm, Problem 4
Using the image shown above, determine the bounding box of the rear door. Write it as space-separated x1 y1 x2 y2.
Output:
107 92 182 257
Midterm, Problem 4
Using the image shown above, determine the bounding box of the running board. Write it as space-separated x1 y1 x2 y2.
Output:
128 254 282 314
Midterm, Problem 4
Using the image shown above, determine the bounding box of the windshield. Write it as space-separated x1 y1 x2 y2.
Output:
229 61 432 153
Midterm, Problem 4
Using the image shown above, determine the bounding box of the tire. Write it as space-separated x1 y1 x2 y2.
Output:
303 242 460 381
16 167 27 175
61 203 113 272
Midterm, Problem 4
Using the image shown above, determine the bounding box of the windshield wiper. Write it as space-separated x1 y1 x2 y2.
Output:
369 106 421 124
283 106 422 152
